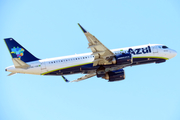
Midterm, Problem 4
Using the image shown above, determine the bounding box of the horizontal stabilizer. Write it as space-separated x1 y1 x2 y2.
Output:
12 58 30 68
8 72 16 76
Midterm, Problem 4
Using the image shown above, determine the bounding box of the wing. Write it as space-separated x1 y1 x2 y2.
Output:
62 73 96 83
78 23 115 66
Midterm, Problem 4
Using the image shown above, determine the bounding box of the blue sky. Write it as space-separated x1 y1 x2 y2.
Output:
0 0 180 120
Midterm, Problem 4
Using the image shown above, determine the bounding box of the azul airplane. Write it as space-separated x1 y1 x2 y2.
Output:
5 24 177 82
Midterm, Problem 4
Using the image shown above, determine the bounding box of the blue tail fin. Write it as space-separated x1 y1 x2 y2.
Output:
4 38 40 62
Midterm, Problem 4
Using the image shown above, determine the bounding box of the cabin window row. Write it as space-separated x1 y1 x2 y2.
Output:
48 56 94 64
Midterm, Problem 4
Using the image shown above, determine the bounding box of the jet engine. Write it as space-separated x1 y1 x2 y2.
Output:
96 53 131 78
112 53 133 65
102 69 125 82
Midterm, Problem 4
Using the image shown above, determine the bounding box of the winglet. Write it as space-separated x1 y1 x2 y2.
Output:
62 76 69 82
78 23 87 33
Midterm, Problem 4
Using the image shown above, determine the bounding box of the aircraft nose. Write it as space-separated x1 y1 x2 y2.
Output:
171 50 177 58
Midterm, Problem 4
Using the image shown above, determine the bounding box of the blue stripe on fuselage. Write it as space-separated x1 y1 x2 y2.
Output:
44 57 166 76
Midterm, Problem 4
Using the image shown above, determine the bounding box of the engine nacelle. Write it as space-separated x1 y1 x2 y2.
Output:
103 69 125 82
112 53 133 65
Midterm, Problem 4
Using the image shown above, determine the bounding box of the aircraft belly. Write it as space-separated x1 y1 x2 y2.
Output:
131 57 166 66
44 64 82 75
42 55 167 76
44 61 91 75
24 67 41 75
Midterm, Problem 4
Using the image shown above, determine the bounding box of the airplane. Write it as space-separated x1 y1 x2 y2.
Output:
4 23 177 82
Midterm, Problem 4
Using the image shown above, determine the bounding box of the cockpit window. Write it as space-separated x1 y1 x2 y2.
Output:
162 46 168 49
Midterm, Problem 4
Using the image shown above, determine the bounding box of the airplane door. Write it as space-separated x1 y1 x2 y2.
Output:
41 62 48 72
153 46 158 54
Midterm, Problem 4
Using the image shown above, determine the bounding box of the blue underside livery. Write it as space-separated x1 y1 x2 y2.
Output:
4 24 177 82
43 57 166 76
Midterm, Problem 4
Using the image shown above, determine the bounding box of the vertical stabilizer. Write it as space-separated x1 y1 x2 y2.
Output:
4 38 40 62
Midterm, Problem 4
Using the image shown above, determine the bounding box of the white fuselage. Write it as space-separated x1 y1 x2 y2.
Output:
6 44 177 75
